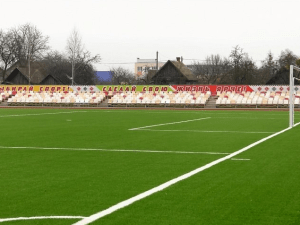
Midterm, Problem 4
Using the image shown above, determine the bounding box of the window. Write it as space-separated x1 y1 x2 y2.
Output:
137 67 142 72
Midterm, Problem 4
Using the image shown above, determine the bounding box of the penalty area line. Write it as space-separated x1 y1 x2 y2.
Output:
73 122 300 225
0 146 229 155
135 129 274 134
129 117 211 130
0 111 87 118
0 216 86 223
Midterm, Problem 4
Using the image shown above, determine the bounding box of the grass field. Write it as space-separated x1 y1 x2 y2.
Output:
0 108 300 225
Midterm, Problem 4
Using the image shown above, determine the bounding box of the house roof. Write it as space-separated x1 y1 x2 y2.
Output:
40 74 63 84
170 60 197 81
4 61 49 84
2 68 29 84
151 60 197 81
4 61 73 85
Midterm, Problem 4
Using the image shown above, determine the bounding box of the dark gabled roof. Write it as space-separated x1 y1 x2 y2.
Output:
151 60 197 81
4 60 74 85
56 73 73 85
9 61 49 81
39 74 63 85
2 68 29 84
170 60 197 81
4 61 49 84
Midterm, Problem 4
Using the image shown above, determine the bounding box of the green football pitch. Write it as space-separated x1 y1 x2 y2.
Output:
0 108 299 225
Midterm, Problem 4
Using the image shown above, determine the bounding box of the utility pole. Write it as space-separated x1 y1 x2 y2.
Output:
28 58 31 85
72 59 74 85
156 51 158 72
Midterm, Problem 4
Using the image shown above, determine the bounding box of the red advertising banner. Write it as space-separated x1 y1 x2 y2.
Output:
171 85 253 92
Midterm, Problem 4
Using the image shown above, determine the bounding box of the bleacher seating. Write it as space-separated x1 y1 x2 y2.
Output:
7 91 106 107
3 89 299 108
216 91 300 108
108 91 210 108
1 91 12 101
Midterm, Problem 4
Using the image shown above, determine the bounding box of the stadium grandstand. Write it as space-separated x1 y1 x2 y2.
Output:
0 85 299 109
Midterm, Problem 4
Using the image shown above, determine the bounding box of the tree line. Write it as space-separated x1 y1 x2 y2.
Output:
0 23 100 85
189 46 300 85
107 46 300 86
1 24 299 85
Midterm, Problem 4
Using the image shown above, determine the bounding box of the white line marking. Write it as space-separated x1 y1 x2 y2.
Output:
0 111 87 118
213 117 283 120
74 122 300 225
0 216 86 223
134 129 274 134
231 158 251 161
0 146 229 155
129 117 211 130
140 112 293 116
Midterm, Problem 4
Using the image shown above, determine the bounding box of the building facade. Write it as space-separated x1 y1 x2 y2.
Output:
134 58 165 79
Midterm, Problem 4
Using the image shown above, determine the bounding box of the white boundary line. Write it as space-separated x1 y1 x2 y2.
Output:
213 117 285 120
0 111 87 118
74 122 300 225
135 129 274 134
0 146 229 155
88 111 297 116
0 216 86 223
129 117 211 130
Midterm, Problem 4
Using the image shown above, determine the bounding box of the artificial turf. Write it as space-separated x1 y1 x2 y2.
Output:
0 108 299 224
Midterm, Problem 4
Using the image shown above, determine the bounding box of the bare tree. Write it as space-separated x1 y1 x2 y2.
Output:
137 65 153 84
228 46 257 84
110 67 135 85
11 23 49 84
66 28 82 85
267 49 299 85
0 30 18 81
43 50 99 85
278 49 297 69
258 52 278 83
190 54 228 84
66 28 100 85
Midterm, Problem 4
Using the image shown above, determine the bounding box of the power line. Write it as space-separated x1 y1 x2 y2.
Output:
98 54 280 65
99 62 136 64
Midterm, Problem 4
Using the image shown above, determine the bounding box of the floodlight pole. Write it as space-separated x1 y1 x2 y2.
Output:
290 65 300 128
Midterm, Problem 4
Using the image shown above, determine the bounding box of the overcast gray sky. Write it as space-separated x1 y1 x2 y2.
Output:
1 0 299 72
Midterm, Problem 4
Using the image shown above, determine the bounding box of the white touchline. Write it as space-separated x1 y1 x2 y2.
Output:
0 216 86 223
0 146 229 155
73 122 300 225
129 117 211 130
0 111 87 118
135 129 274 134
